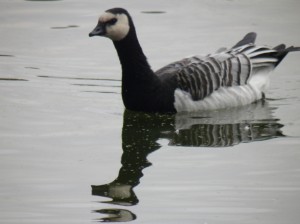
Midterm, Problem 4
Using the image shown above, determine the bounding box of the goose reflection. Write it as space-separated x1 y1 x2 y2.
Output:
92 100 284 222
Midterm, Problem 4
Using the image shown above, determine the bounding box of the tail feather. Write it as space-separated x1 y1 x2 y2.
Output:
273 44 286 51
285 46 300 52
232 34 300 68
232 32 257 48
240 42 300 68
229 33 299 93
275 45 300 66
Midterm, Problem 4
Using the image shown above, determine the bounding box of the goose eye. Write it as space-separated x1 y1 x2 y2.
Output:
107 18 117 25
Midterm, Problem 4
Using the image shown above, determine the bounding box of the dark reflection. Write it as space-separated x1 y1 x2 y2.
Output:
93 209 136 222
92 100 284 222
168 105 284 147
92 112 173 207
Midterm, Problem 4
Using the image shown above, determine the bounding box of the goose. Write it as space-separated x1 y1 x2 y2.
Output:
89 8 300 113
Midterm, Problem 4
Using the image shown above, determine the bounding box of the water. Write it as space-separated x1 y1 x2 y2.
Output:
1 0 300 223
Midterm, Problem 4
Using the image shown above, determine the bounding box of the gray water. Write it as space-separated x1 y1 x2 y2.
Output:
1 0 300 223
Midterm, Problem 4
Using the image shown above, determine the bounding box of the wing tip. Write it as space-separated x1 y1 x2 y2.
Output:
245 32 257 42
232 32 257 48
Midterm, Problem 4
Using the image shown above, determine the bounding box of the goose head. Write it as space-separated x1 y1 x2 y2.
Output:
89 8 132 41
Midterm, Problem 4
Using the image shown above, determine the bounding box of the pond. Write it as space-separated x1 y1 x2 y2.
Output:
0 0 300 223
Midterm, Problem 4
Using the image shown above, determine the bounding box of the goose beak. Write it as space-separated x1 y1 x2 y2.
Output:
89 23 106 37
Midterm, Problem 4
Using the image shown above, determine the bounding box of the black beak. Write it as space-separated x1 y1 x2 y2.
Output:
89 23 106 37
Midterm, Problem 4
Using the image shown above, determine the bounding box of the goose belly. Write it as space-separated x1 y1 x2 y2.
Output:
174 85 262 112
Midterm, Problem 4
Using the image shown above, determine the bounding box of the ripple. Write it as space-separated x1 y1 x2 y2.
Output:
73 84 120 87
25 67 40 70
25 0 61 1
0 54 14 57
38 75 120 82
83 91 120 94
0 78 28 81
51 25 79 29
141 11 166 14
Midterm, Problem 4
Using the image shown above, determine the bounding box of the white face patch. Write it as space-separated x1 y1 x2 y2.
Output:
99 12 130 41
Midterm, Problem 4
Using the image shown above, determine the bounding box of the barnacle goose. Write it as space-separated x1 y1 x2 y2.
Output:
89 8 300 113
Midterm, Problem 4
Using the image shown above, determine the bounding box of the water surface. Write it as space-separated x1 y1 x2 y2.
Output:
0 0 300 223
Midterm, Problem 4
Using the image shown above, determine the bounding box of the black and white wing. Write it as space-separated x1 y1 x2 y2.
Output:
155 32 300 111
156 52 252 101
176 53 252 100
156 41 298 103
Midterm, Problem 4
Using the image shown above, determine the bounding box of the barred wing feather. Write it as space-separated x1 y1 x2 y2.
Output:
154 37 299 112
157 53 253 101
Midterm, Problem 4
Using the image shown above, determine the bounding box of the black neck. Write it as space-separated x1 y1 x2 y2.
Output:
112 25 163 111
113 30 153 78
